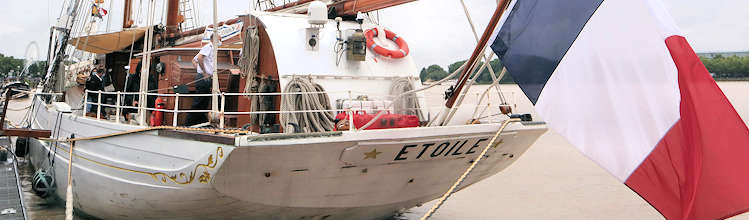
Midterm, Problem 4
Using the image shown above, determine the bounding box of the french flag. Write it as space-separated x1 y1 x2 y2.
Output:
490 0 749 219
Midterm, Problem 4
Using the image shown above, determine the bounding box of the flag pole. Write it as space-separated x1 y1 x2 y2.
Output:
437 0 511 125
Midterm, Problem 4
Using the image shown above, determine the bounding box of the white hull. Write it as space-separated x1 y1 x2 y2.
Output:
24 100 547 219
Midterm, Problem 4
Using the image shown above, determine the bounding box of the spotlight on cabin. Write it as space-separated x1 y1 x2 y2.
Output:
306 1 327 51
307 1 327 26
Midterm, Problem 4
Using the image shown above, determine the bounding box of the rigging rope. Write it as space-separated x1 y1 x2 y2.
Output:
124 0 145 94
471 67 508 120
419 118 520 220
442 53 495 125
458 0 507 104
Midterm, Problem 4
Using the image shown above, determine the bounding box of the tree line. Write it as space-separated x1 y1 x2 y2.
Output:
421 55 749 83
419 58 514 84
700 55 749 79
0 53 46 79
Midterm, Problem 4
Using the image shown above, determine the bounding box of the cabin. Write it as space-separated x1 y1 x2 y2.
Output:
66 1 425 134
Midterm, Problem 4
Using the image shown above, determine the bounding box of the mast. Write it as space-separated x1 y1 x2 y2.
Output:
43 0 83 94
166 0 181 34
437 0 511 125
123 0 133 28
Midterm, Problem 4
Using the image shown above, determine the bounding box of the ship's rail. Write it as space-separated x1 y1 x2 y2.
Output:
80 88 514 131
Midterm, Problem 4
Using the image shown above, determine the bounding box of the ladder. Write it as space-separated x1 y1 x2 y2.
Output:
179 0 199 31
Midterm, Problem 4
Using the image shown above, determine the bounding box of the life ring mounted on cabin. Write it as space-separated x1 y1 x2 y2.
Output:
365 28 409 59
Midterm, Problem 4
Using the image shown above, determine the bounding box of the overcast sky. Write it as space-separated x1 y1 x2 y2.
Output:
0 0 747 69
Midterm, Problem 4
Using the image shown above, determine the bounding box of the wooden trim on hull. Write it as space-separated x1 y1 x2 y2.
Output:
158 129 235 145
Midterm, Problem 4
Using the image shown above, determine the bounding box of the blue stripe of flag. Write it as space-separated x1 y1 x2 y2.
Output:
491 0 604 104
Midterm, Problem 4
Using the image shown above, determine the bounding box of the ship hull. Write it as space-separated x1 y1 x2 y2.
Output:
24 101 546 219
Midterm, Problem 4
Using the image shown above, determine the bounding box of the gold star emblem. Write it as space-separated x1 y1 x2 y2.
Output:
363 149 382 159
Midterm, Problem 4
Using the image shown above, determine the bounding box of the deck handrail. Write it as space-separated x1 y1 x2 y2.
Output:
82 89 508 130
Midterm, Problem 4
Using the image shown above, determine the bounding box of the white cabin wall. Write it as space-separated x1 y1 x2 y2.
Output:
256 12 426 112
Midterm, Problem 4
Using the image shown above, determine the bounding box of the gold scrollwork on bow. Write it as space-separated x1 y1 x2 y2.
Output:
53 144 225 185
147 147 224 185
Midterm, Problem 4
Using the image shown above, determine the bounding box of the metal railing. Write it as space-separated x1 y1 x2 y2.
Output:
81 89 513 131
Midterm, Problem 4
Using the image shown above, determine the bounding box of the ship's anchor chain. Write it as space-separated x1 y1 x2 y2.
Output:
420 118 521 220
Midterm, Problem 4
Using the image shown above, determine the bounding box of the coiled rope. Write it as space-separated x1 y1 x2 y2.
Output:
420 118 520 219
389 77 423 120
359 62 466 130
280 76 336 133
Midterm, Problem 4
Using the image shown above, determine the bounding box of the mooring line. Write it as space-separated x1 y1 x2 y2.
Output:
420 118 520 219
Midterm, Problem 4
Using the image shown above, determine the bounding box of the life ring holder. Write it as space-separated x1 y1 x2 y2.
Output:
364 28 409 59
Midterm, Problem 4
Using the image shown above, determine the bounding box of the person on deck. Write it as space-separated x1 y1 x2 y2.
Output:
85 68 104 115
187 34 217 126
123 60 158 121
100 68 114 113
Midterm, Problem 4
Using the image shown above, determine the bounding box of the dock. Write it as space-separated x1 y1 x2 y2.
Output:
0 138 26 220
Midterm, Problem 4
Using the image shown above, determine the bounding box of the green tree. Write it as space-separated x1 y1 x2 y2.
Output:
419 67 428 82
425 64 448 81
448 60 467 74
700 55 749 79
422 58 519 84
27 61 47 77
472 58 505 84
0 53 25 76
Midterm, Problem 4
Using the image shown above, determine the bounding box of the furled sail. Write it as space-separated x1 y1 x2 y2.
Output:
68 28 147 54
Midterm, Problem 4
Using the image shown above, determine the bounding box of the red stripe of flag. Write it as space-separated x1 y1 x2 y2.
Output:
625 35 749 220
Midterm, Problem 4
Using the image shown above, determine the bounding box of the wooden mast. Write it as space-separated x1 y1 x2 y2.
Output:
330 0 417 16
266 0 416 16
166 0 181 34
123 0 133 28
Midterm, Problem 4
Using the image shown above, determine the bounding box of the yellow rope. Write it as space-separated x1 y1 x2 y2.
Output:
39 126 252 142
5 105 32 111
1 105 250 143
420 118 521 220
4 119 23 128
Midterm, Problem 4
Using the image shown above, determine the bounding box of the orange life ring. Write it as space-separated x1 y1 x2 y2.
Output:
365 28 409 59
